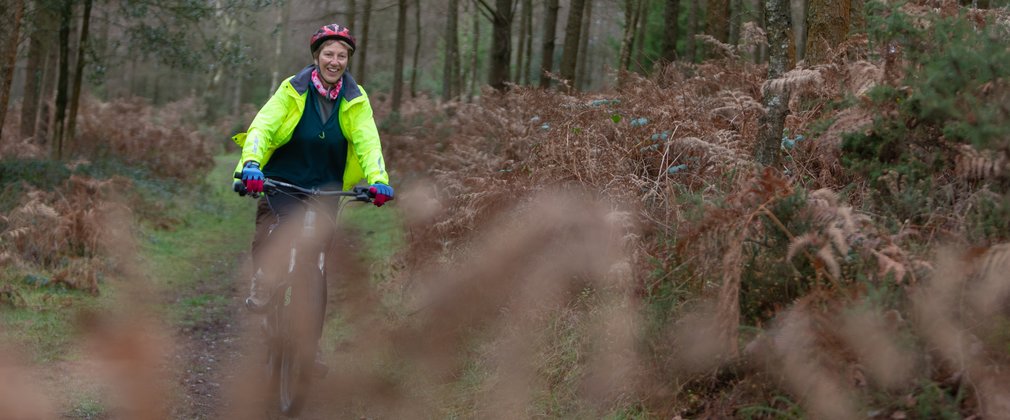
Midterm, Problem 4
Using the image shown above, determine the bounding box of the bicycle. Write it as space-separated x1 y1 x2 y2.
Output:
233 177 374 416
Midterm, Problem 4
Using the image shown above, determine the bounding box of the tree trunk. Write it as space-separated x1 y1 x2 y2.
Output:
618 0 640 77
270 0 291 91
730 0 743 45
52 0 72 160
521 0 532 85
345 0 357 73
539 0 560 88
753 0 766 63
576 0 593 91
632 0 647 72
410 0 420 98
442 0 460 102
21 21 44 141
805 0 849 64
559 0 586 90
686 0 698 62
791 0 805 63
661 0 680 62
485 0 514 91
468 1 480 101
755 0 791 166
233 69 244 117
358 0 372 85
67 0 93 145
347 0 357 32
392 0 407 113
204 0 236 122
0 0 25 142
514 0 527 84
37 45 57 146
95 5 109 88
708 0 731 42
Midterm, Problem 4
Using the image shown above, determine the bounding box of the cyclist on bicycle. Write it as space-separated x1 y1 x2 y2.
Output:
231 24 393 334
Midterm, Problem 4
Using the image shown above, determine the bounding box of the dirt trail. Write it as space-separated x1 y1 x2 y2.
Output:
170 255 252 419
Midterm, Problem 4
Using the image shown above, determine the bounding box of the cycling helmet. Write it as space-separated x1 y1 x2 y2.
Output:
310 24 356 55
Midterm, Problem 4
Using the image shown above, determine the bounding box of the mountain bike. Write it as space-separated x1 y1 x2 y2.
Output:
234 178 374 416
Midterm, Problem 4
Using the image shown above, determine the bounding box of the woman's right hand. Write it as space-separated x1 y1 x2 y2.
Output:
242 161 264 193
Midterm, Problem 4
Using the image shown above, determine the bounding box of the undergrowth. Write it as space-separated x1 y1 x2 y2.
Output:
375 2 1010 418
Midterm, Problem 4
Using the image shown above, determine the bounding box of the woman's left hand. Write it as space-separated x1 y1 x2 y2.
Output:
369 183 394 207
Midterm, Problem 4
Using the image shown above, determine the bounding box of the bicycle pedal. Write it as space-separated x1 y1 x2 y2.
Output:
244 296 269 314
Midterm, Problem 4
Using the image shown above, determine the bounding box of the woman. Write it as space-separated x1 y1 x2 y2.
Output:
231 24 393 364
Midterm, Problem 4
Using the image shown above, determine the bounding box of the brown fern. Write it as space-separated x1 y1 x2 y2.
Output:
694 34 738 59
712 90 766 122
872 249 908 283
955 144 1009 180
787 232 821 262
978 243 1010 279
738 22 768 57
816 244 842 280
846 60 883 97
763 68 826 95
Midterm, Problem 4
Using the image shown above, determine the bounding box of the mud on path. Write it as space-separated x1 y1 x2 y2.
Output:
168 253 252 419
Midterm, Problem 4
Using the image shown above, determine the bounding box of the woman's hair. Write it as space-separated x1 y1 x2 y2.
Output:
312 39 354 60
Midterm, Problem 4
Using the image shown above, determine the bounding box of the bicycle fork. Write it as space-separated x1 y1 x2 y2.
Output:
287 209 328 275
285 207 328 350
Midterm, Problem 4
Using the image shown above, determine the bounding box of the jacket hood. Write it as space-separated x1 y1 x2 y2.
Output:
290 64 363 102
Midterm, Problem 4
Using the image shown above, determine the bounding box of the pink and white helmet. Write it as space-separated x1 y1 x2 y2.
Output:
310 24 356 55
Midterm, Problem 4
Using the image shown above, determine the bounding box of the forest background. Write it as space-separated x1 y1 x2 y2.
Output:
2 0 1010 418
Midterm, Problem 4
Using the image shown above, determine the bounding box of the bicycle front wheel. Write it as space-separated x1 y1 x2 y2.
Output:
278 338 311 415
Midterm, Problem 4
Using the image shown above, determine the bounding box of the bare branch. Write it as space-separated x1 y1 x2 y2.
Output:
473 0 495 21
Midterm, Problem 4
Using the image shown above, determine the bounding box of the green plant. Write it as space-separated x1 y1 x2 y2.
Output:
68 395 106 419
842 5 1010 237
737 188 813 324
737 395 804 419
173 294 230 329
964 191 1010 242
912 381 963 420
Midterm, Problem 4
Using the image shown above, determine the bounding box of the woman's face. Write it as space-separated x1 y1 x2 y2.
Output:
314 41 349 85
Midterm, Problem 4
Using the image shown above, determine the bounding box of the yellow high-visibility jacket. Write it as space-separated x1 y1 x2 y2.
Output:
232 65 389 190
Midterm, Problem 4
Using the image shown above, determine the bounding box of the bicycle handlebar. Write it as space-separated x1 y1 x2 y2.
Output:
233 179 374 203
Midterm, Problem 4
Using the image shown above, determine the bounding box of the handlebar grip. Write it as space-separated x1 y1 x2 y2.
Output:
353 186 374 201
233 180 248 196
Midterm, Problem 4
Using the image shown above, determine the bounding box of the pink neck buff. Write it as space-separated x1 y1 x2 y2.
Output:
311 67 343 101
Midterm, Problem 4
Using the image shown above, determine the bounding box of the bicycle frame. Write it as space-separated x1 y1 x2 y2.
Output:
235 179 372 415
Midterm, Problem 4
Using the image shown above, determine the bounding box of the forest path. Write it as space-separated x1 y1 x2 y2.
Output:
167 252 250 419
153 154 256 419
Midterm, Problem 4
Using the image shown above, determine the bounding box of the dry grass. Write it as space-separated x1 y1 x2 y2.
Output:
74 95 215 179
